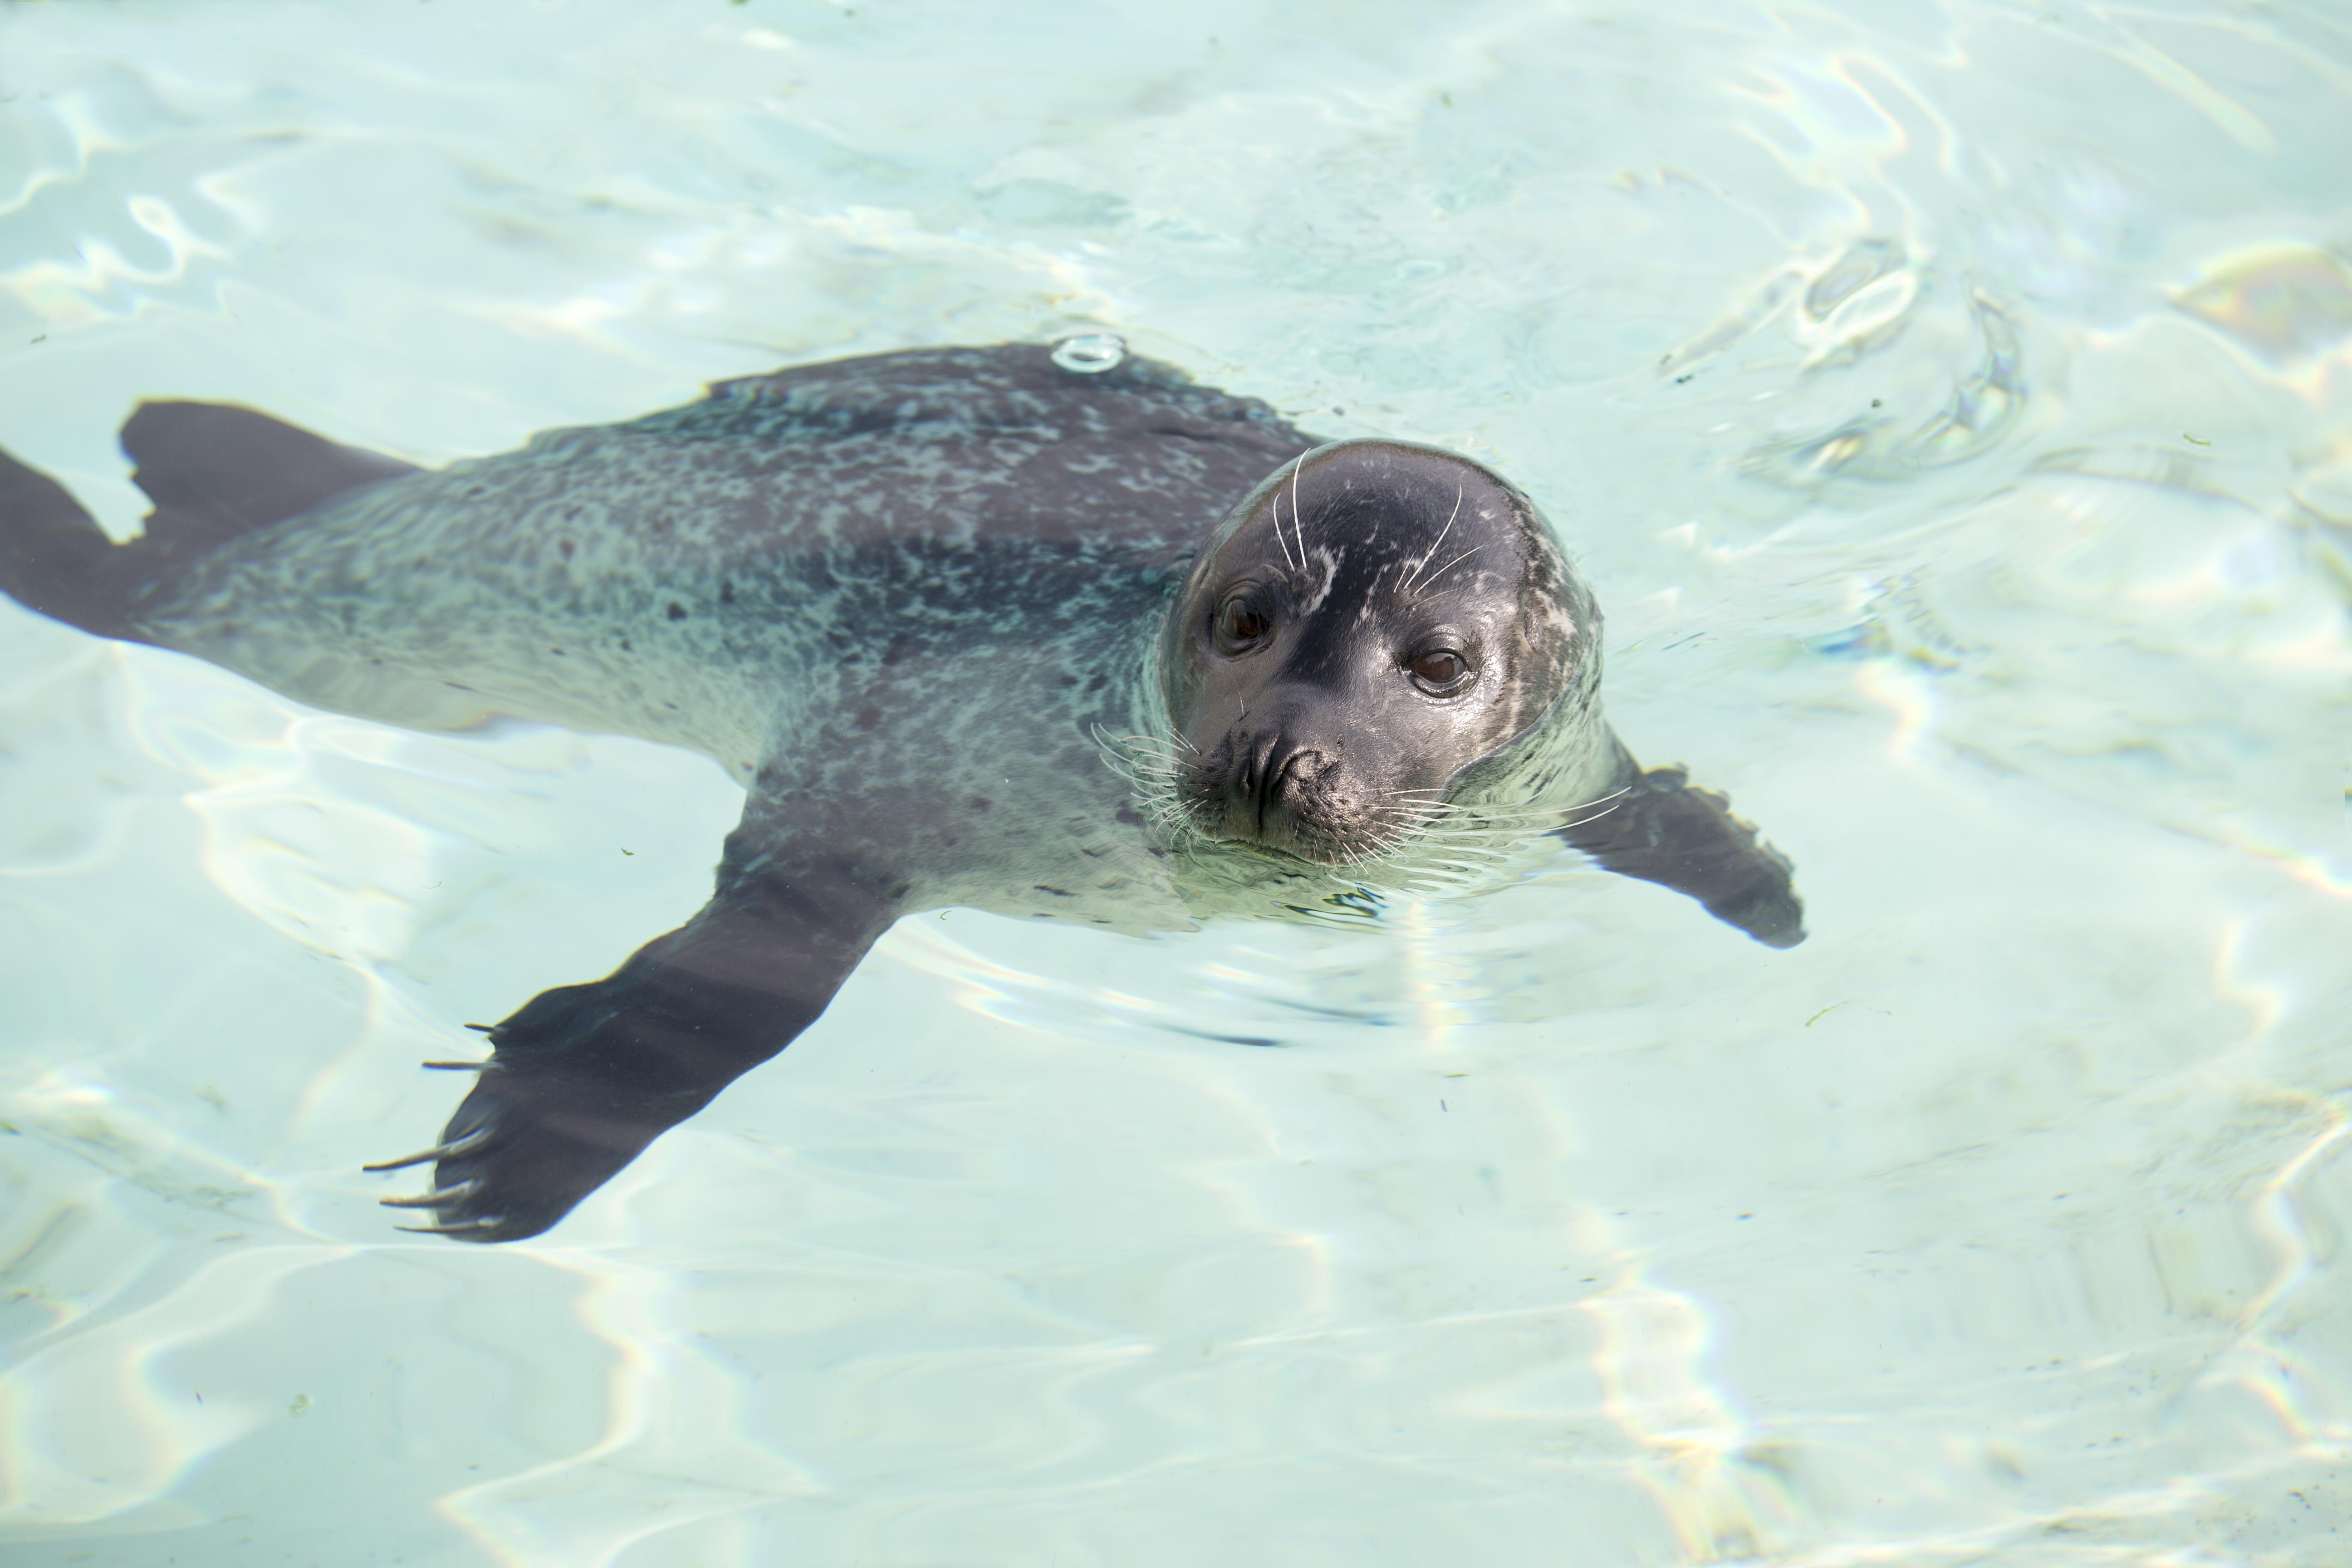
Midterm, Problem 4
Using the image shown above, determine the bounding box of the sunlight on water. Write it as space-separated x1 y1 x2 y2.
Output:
3 0 2351 1563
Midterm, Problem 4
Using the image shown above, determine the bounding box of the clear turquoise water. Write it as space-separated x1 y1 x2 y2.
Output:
2 1 2349 1563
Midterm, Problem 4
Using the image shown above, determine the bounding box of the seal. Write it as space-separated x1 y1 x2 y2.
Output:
0 343 1803 1242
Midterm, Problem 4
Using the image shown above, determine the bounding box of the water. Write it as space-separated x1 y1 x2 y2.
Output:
2 0 2348 1562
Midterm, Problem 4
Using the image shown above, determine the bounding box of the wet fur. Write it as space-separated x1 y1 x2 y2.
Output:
0 344 1803 1242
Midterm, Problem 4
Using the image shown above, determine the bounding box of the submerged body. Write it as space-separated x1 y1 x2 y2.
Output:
0 343 1802 1241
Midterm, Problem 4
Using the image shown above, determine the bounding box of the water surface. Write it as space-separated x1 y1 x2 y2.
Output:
2 1 2349 1563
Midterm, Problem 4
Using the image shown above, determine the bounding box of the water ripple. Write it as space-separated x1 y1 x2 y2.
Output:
4 0 2352 1563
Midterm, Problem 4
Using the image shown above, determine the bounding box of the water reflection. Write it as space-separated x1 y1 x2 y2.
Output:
3 0 2352 1563
2176 243 2352 382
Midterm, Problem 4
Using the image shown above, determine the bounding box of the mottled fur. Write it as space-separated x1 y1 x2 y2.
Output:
0 344 1803 1241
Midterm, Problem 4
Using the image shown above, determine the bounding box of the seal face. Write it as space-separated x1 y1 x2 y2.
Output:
0 343 1804 1244
1156 440 1597 868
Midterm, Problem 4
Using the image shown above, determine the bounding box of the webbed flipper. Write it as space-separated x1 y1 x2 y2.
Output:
372 845 901 1242
0 402 415 642
1559 738 1806 948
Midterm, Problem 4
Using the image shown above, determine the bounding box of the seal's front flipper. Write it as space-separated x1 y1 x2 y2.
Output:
371 857 900 1242
0 403 414 642
1559 741 1806 948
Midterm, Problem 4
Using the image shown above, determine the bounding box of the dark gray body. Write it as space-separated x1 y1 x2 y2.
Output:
0 344 1802 1242
98 348 1290 931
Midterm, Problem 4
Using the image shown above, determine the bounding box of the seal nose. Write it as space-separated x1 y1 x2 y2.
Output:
1233 731 1329 838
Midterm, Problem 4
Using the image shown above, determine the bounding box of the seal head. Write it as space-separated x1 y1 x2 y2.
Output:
1158 439 1601 867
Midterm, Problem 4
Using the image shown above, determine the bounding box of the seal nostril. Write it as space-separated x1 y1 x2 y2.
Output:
1272 750 1309 802
1258 752 1288 811
1248 740 1325 828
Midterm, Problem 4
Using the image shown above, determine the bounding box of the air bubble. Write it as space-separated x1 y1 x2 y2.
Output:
1052 333 1126 373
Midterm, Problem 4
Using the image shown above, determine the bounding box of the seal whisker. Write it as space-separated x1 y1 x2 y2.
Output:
1558 785 1637 831
1270 464 1302 572
1284 452 1310 569
1423 804 1553 826
1402 485 1463 596
1409 544 1486 603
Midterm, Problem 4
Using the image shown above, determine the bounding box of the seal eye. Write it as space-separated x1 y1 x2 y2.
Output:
1408 650 1469 692
1215 595 1271 652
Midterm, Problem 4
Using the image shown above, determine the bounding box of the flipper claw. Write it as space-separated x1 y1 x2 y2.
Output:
361 1123 495 1172
377 1179 485 1209
393 1215 507 1235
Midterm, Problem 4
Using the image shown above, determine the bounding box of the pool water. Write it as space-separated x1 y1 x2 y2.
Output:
3 1 2349 1563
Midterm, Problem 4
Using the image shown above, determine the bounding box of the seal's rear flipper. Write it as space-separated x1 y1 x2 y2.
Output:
0 403 416 642
120 401 420 557
1559 745 1807 948
0 445 147 642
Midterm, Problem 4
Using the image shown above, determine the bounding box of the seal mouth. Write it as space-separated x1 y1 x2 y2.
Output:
1178 730 1361 862
1093 723 1542 906
1196 821 1394 868
1170 737 1439 868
